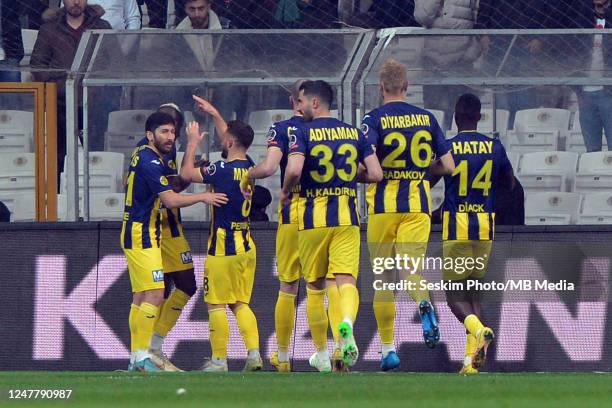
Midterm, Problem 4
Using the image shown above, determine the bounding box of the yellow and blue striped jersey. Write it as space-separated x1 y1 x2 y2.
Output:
289 117 374 231
362 102 449 215
201 158 255 256
120 145 172 249
442 131 513 241
266 116 303 224
137 137 184 239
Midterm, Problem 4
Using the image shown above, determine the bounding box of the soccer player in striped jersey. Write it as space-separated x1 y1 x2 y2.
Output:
238 80 307 372
282 80 383 371
134 103 196 372
180 119 262 372
122 112 227 372
433 94 514 374
362 59 455 371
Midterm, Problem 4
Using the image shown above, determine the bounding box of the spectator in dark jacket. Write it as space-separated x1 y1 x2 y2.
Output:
0 0 24 82
31 0 111 179
563 0 612 152
477 0 560 121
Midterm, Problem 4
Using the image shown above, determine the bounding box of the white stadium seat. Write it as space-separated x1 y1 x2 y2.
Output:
89 193 125 221
0 110 34 153
0 152 35 193
577 192 612 225
507 151 521 172
406 85 424 107
574 151 612 193
507 108 571 153
446 109 511 139
57 194 84 221
524 192 581 225
517 151 578 193
0 191 35 221
61 152 125 194
428 110 445 132
567 111 607 153
104 110 153 166
11 192 36 222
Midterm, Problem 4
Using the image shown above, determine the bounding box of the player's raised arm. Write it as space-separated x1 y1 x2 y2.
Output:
180 121 207 183
240 147 283 198
192 95 229 144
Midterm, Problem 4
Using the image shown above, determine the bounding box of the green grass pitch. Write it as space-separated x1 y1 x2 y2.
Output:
1 372 611 408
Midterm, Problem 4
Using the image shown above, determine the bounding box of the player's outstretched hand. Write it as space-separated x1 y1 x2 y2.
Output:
202 192 228 207
193 95 220 116
186 121 206 145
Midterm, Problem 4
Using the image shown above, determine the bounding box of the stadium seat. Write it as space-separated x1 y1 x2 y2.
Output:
104 110 153 165
574 151 612 193
89 193 125 221
446 109 511 139
517 151 578 193
56 194 84 221
428 110 445 132
60 152 125 194
10 192 36 222
248 110 293 140
405 85 424 107
507 108 571 153
0 152 36 193
507 151 521 172
577 192 612 224
567 111 608 152
524 192 581 225
0 110 34 152
0 191 35 221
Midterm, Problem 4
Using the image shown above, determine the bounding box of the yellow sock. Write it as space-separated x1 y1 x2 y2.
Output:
338 284 359 324
129 304 140 353
274 291 296 352
373 290 395 345
306 288 328 351
326 283 342 343
135 302 158 351
154 289 190 337
404 274 431 303
235 304 260 351
464 314 485 336
208 308 229 359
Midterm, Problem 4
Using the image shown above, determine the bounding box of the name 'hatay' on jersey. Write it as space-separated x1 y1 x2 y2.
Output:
362 101 449 215
442 131 513 241
288 117 374 230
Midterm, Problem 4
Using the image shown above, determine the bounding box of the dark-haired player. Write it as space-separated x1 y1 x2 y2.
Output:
123 112 227 372
133 103 195 372
180 119 262 372
362 59 455 371
433 94 514 374
282 80 383 371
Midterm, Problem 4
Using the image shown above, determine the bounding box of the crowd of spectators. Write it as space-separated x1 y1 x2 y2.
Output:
0 0 610 155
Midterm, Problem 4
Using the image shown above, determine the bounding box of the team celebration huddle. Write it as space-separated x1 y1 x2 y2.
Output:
121 59 514 375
